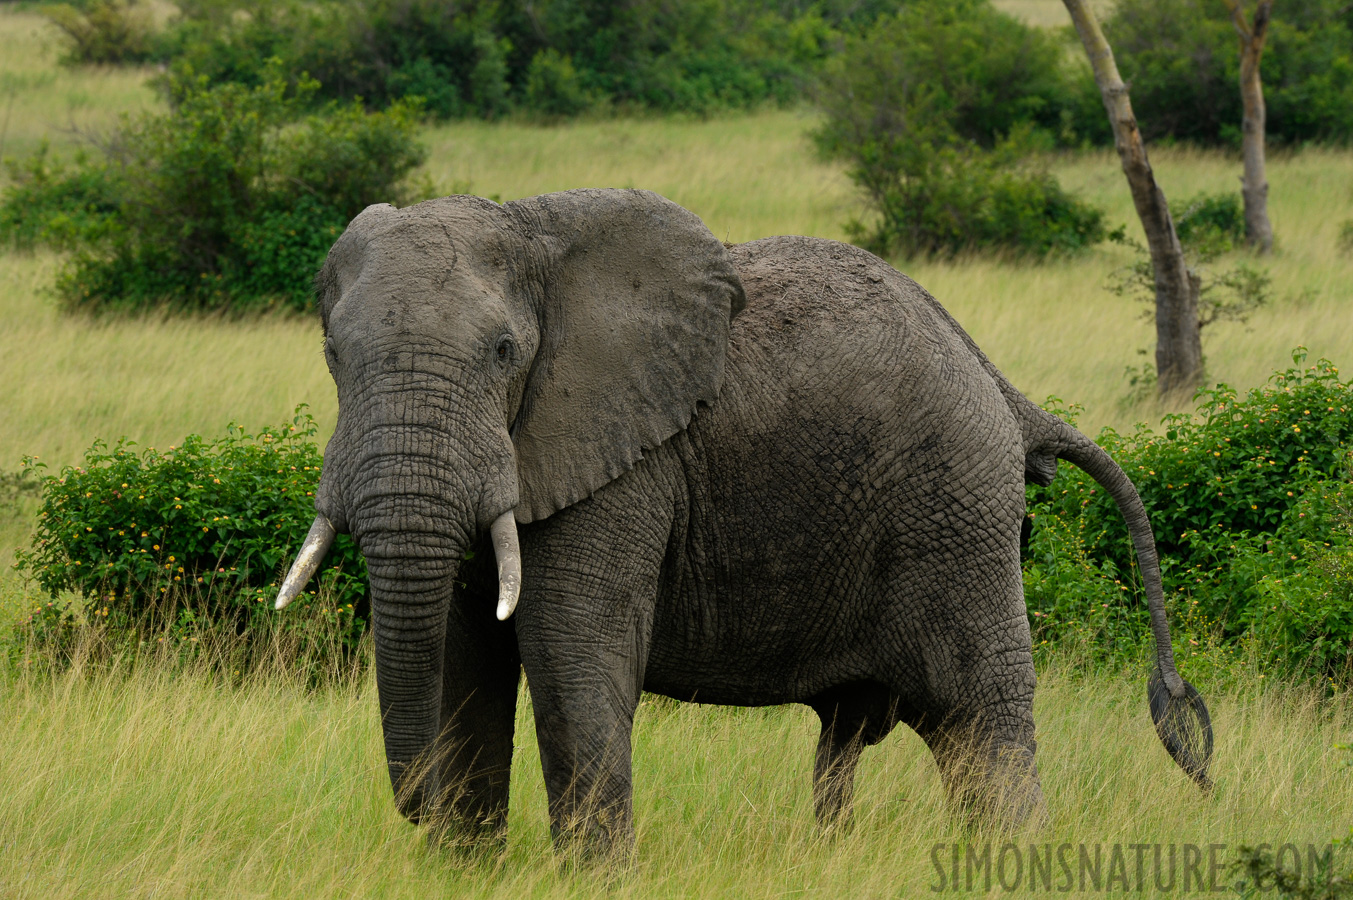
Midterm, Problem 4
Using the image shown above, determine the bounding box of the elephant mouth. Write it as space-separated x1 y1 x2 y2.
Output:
274 509 522 620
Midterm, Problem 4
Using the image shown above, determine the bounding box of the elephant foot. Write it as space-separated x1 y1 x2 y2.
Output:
936 736 1048 832
550 807 636 870
422 812 508 855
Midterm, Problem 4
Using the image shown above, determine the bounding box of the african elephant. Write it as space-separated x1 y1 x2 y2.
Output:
275 188 1212 857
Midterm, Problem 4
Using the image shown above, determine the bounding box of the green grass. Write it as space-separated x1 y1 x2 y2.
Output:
0 649 1347 898
2 5 1352 894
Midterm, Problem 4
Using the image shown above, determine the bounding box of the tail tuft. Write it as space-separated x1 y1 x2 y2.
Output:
1147 666 1214 791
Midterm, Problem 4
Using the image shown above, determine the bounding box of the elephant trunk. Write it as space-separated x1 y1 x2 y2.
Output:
363 549 458 822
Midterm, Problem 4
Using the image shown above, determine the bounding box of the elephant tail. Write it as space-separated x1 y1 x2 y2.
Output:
1040 421 1214 791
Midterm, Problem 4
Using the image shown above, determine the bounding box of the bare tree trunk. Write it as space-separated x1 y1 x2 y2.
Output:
1224 0 1274 253
1062 0 1203 399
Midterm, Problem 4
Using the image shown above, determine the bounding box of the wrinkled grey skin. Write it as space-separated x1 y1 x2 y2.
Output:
307 188 1211 857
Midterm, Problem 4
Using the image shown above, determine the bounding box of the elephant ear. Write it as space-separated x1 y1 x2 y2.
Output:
505 188 745 524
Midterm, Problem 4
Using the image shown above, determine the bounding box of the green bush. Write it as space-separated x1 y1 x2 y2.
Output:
524 49 593 118
13 408 367 657
1173 191 1246 253
813 0 1107 259
43 0 158 66
1104 0 1353 146
815 0 1106 152
1026 351 1353 680
150 0 849 119
0 143 120 251
1 64 426 313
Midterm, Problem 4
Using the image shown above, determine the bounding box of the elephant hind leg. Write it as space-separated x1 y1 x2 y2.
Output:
809 681 901 830
918 709 1046 832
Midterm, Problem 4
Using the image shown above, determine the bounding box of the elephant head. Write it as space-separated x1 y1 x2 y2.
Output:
274 189 745 820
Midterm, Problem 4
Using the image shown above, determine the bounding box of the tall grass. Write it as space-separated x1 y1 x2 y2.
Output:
0 9 158 163
1 647 1348 898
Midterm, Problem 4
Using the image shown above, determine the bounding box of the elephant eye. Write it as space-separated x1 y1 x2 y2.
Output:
495 335 514 364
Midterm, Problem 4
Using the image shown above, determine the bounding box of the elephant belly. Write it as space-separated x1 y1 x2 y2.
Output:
643 237 1028 709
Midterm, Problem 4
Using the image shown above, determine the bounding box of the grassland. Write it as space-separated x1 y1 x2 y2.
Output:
2 649 1349 899
2 5 1352 896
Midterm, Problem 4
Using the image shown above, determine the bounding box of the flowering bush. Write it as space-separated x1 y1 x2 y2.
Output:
1026 351 1353 681
13 408 366 656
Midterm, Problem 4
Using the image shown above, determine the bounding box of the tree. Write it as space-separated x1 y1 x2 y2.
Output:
1222 0 1274 253
1062 0 1203 399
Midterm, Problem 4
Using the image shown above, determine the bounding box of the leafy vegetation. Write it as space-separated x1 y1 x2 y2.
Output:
41 0 157 66
1026 351 1353 681
11 408 367 668
1104 0 1353 146
813 0 1107 258
143 0 868 119
0 64 425 313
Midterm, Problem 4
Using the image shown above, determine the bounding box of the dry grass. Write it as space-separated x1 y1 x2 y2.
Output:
0 650 1347 898
0 9 158 163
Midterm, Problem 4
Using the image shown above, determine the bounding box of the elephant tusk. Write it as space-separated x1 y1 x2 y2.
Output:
275 515 336 610
490 511 522 621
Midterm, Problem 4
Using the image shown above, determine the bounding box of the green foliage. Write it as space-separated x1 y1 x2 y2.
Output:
815 1 1108 260
42 0 157 66
1231 837 1353 899
0 143 119 251
1026 351 1353 681
12 408 367 663
1174 191 1247 253
1 64 426 313
150 0 852 120
1104 0 1353 146
523 49 593 118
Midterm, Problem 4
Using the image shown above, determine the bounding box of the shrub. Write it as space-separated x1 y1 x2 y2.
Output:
13 408 367 663
815 0 1106 151
151 0 847 119
1 64 427 313
1173 191 1246 253
1104 0 1353 146
1026 351 1353 680
524 49 593 118
0 143 119 252
814 0 1107 259
43 0 157 66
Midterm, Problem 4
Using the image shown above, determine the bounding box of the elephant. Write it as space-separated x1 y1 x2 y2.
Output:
274 188 1213 857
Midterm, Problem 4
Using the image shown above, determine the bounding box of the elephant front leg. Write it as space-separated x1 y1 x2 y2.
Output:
424 561 522 851
529 680 640 860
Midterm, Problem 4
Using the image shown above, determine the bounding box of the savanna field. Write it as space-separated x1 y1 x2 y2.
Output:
1 1 1352 896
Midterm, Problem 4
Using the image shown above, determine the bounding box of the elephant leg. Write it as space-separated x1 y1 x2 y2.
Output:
515 493 666 862
809 681 901 831
812 716 864 830
424 545 522 850
913 605 1046 831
